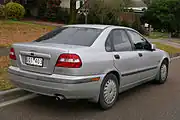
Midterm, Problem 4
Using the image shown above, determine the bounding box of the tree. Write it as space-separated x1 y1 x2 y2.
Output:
70 0 132 24
144 0 180 37
86 0 132 24
142 0 151 6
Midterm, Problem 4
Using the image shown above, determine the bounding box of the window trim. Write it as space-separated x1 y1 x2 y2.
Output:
105 28 133 52
105 32 113 52
35 26 103 47
111 28 133 52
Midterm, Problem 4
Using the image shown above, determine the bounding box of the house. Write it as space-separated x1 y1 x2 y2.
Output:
128 0 147 13
119 0 147 24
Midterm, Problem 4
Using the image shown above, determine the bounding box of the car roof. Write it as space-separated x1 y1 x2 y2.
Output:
65 24 134 31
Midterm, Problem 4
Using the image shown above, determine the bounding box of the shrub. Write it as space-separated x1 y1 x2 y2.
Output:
132 20 149 35
5 2 25 20
120 20 131 27
0 5 5 18
44 0 62 22
56 8 70 24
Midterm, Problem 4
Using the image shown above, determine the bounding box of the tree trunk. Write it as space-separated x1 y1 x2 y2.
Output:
70 0 77 24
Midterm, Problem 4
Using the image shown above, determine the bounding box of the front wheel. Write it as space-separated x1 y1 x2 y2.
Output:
154 61 169 84
99 74 119 110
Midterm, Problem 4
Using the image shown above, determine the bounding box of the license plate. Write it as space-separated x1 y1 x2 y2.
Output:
25 56 43 67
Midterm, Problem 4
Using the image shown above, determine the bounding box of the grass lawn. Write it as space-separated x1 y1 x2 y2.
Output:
0 56 14 90
152 42 180 55
0 20 56 90
171 39 180 44
147 32 169 39
0 20 56 47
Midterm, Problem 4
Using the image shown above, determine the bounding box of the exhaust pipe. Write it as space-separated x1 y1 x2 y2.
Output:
55 94 65 100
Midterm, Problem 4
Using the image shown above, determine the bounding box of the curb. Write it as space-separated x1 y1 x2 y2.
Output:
0 94 37 108
0 88 32 105
0 88 22 96
170 56 180 61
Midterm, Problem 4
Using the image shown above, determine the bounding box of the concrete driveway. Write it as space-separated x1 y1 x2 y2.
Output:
0 59 180 120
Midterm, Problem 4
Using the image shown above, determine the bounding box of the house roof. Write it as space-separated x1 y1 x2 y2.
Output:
129 0 147 7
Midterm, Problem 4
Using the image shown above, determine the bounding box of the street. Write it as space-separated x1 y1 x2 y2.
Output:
0 59 180 120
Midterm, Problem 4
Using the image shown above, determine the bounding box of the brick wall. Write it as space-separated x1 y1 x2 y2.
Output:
119 12 140 24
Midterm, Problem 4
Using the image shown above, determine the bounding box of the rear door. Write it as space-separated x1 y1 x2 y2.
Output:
106 29 141 87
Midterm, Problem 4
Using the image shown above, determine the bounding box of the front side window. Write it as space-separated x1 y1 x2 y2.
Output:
127 30 151 50
35 27 102 46
112 29 132 52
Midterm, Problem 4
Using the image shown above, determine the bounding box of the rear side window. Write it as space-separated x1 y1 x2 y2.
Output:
35 27 102 46
112 29 132 51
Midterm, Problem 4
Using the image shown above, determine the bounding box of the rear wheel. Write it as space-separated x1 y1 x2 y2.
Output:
154 60 169 84
99 74 119 110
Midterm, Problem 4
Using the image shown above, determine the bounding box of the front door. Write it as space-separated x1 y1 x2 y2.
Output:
126 30 160 81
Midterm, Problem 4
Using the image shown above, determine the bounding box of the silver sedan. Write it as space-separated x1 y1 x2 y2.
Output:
8 24 170 109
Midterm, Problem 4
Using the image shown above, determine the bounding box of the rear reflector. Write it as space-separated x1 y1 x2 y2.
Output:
9 48 16 60
56 54 82 68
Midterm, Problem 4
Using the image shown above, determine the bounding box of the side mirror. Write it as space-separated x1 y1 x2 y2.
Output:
151 44 156 51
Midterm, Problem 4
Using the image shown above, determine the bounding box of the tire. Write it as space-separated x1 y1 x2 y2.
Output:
154 60 169 84
99 74 119 110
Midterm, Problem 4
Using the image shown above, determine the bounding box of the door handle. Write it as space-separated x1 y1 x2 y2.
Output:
138 53 143 57
114 54 120 59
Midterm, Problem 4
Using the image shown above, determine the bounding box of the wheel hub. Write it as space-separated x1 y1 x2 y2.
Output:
161 64 167 81
103 79 117 105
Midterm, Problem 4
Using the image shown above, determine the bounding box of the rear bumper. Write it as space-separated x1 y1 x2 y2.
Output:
8 66 105 101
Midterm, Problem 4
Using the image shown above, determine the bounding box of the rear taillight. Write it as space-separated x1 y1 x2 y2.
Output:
9 48 16 60
56 54 82 68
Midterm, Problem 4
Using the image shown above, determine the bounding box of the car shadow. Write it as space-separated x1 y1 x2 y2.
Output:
24 79 169 114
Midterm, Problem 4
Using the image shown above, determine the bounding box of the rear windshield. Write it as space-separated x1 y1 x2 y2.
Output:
35 27 103 46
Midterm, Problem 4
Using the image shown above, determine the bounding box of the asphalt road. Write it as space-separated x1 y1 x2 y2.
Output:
0 59 180 120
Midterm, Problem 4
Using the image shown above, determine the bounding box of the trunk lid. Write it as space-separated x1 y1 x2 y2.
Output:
13 42 83 75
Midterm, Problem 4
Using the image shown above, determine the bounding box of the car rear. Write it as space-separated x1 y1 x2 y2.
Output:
8 26 106 101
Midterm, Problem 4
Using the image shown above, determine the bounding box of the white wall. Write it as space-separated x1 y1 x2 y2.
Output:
61 0 70 8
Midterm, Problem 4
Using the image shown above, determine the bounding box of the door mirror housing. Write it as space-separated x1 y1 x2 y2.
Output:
151 44 156 51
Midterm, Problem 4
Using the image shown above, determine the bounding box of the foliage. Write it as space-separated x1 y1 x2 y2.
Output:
75 0 132 24
5 2 25 20
45 0 62 21
36 0 48 18
120 20 131 27
4 0 11 4
142 0 151 6
0 5 5 18
77 0 128 25
56 8 70 24
132 19 149 35
144 0 180 37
